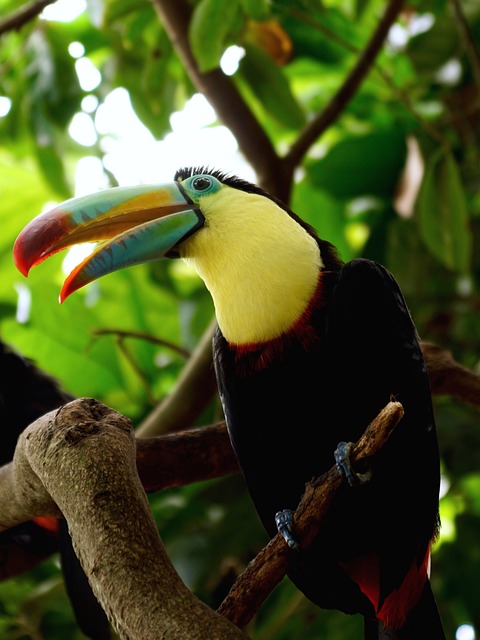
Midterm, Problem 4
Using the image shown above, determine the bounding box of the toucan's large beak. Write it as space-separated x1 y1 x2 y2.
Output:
13 183 204 302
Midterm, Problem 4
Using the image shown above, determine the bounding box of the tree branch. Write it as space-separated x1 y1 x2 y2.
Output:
0 396 403 636
0 0 54 37
151 0 284 197
1 398 246 640
285 0 405 171
0 420 238 581
136 421 238 492
0 341 478 589
92 328 191 359
422 341 480 410
218 401 404 628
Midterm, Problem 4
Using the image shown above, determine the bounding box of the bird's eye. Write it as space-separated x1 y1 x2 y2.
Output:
192 176 212 192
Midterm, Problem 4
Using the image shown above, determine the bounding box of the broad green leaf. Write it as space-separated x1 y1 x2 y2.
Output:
307 130 407 199
236 44 305 129
292 180 354 261
240 0 272 21
406 15 459 75
189 0 241 72
0 154 57 254
33 137 72 199
416 148 472 274
102 0 152 23
279 6 356 65
354 0 372 17
24 26 81 128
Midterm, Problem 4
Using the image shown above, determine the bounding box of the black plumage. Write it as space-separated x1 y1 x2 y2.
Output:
214 256 443 638
0 341 110 639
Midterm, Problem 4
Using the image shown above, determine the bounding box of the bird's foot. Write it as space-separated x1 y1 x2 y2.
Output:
275 509 300 551
334 441 372 487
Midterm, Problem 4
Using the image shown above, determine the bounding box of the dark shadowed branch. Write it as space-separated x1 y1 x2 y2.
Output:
152 0 405 202
422 342 480 410
0 0 54 37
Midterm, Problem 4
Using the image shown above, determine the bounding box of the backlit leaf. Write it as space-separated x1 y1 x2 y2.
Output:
307 130 407 199
416 148 472 273
236 44 305 129
189 0 241 72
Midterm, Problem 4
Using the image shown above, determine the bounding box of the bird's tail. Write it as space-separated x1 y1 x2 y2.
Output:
364 579 445 640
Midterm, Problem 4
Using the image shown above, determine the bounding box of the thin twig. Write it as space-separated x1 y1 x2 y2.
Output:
285 0 405 170
92 328 192 407
286 5 448 146
92 328 191 359
0 0 54 37
115 336 157 406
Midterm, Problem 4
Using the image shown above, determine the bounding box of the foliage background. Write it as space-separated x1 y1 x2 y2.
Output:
0 0 479 638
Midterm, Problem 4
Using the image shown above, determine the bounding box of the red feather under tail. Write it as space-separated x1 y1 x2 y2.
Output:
341 546 430 630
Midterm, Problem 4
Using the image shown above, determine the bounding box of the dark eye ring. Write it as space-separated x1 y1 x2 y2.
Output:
192 176 212 191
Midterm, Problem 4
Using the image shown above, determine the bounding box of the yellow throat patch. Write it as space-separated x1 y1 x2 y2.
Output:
180 186 322 345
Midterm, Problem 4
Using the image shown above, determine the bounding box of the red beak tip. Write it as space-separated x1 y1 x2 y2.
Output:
13 257 31 278
58 288 68 304
13 233 43 278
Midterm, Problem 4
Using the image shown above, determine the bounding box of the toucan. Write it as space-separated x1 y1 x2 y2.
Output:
13 167 445 639
0 341 111 639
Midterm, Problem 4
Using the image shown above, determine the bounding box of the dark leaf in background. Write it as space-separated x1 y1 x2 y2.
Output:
417 148 472 274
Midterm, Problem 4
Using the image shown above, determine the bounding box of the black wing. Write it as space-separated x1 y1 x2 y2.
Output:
325 259 440 602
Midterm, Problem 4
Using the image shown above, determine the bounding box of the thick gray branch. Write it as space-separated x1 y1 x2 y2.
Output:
0 398 246 640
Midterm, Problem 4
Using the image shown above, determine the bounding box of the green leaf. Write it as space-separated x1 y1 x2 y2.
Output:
34 137 72 199
102 0 151 24
189 0 241 72
406 14 459 75
292 180 354 261
0 154 61 304
240 0 272 21
416 148 472 273
236 44 305 129
307 130 407 199
280 7 357 65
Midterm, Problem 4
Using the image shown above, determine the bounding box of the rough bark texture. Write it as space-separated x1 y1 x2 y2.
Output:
136 421 238 492
0 398 246 640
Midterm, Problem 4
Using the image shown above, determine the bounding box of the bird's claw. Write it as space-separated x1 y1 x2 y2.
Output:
334 441 372 487
275 509 300 551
